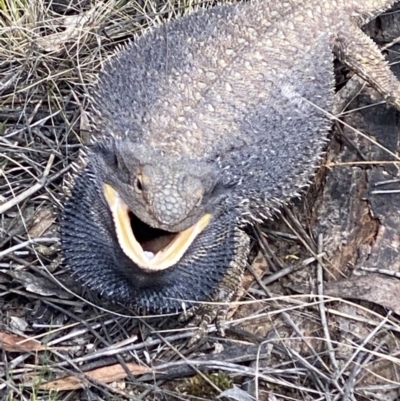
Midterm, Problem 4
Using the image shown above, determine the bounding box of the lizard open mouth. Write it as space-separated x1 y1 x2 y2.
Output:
103 184 211 272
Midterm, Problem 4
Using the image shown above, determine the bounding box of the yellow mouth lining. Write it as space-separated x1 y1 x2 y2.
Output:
103 184 211 272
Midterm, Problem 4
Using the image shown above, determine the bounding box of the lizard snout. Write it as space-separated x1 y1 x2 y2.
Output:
151 191 197 227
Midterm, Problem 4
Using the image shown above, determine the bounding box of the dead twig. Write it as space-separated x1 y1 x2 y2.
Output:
0 154 55 214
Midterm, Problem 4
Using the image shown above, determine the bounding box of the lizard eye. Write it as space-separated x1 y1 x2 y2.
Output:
195 196 202 207
134 175 143 193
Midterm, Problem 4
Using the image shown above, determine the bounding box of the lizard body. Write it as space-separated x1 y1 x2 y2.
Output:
61 0 400 318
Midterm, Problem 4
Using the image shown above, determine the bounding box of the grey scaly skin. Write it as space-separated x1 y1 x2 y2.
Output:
61 0 400 333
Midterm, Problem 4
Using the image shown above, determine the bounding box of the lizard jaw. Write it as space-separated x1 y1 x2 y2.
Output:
103 184 211 272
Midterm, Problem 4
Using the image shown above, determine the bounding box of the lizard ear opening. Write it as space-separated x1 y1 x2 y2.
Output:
103 184 211 272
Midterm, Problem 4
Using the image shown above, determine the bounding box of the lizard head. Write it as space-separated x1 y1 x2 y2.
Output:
86 138 231 272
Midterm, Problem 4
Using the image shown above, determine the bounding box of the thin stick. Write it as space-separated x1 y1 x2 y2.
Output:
0 154 54 214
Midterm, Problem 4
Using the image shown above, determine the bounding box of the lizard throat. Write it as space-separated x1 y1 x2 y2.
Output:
103 184 211 272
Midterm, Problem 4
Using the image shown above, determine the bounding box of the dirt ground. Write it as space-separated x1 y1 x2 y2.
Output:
1 1 400 400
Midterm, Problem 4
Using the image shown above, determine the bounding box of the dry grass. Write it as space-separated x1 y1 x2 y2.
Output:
1 0 400 400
